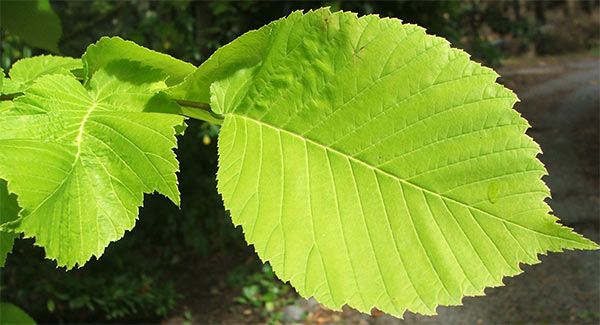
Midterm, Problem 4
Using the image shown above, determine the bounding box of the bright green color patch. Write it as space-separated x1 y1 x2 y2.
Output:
0 102 13 114
0 303 36 324
214 9 598 317
83 37 196 86
0 0 62 53
1 55 82 94
0 60 184 268
167 25 271 103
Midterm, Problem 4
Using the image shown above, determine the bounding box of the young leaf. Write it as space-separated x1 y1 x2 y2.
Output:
214 9 598 317
82 36 196 86
0 60 184 268
0 0 62 53
1 55 82 94
0 179 20 267
167 24 271 103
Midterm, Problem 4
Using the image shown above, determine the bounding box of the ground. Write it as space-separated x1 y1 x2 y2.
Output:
165 55 600 324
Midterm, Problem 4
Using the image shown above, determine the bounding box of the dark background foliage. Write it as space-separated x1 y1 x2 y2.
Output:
1 1 598 323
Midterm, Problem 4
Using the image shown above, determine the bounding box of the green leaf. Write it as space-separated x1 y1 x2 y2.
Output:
82 37 196 86
0 102 13 114
214 9 598 317
0 0 62 53
167 23 271 103
0 303 36 325
0 60 185 268
0 179 20 267
1 55 82 94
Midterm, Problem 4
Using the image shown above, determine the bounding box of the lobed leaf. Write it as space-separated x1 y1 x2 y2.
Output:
82 36 196 86
1 55 82 94
0 60 184 268
213 9 598 317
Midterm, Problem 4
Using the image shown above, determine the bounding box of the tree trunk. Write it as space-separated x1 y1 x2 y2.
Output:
195 1 213 60
534 0 546 24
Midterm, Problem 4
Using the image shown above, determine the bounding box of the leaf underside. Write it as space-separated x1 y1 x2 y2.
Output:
213 9 598 317
0 60 184 268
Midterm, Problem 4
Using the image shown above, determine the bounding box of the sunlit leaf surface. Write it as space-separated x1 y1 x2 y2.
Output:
213 9 598 317
0 60 184 268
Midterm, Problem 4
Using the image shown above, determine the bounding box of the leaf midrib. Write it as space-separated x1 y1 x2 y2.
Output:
232 113 584 246
74 102 97 161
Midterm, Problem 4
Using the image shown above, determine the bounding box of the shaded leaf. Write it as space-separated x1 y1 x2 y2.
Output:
0 0 62 53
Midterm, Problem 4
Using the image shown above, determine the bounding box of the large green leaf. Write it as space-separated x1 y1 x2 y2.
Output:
214 9 598 317
1 55 82 94
82 37 196 86
0 0 62 53
0 60 184 268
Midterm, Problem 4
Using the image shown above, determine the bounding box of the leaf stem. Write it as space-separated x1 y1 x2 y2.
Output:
174 99 224 125
0 94 16 101
1 94 224 124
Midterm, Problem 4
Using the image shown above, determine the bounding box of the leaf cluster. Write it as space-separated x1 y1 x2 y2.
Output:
0 8 597 319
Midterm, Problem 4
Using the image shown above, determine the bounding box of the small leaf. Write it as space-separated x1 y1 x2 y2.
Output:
0 60 184 268
82 37 196 86
0 0 62 53
214 9 599 317
166 23 272 103
46 299 55 313
243 284 260 300
1 55 82 94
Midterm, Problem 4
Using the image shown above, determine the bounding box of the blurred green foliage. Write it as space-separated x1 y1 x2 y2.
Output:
0 0 62 53
227 262 295 324
1 0 544 71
